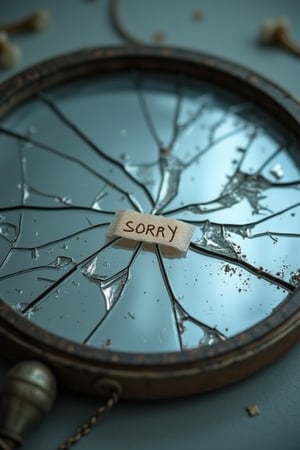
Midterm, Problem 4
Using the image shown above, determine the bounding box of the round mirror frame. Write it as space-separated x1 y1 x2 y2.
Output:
0 46 299 400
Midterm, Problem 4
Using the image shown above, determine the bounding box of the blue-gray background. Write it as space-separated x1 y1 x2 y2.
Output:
0 0 299 449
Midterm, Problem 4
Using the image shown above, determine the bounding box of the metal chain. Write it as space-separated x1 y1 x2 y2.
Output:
57 391 120 450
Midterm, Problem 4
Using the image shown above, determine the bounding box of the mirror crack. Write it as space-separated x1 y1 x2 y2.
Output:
16 237 121 314
136 77 214 213
0 260 72 282
0 211 24 270
156 125 253 216
186 201 300 239
134 77 255 216
269 180 300 188
82 242 142 344
18 143 27 204
256 144 285 173
183 124 247 170
0 138 33 270
155 245 226 350
249 230 300 239
0 125 141 212
37 93 154 208
0 206 112 273
15 221 110 252
134 73 164 148
166 80 184 150
189 242 295 292
0 205 115 215
163 140 295 217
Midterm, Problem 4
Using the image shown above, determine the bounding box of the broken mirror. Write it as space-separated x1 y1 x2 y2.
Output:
0 61 299 354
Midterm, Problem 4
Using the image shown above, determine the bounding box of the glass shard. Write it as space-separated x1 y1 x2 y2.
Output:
84 268 129 311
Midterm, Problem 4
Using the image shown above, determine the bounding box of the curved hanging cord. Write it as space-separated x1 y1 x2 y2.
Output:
110 0 144 45
58 388 120 450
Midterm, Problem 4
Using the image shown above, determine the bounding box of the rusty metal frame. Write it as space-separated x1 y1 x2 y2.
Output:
0 46 299 399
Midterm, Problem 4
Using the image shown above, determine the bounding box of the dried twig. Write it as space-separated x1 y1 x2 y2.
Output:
259 17 300 57
0 10 50 33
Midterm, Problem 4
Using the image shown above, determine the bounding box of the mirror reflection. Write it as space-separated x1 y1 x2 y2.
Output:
0 72 299 352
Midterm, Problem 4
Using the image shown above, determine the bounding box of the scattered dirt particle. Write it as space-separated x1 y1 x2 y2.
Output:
222 264 237 276
290 269 300 286
160 146 169 154
104 338 111 347
246 404 260 417
191 10 205 21
152 32 166 44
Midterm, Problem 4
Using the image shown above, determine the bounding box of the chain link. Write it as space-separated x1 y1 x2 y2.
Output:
58 390 120 450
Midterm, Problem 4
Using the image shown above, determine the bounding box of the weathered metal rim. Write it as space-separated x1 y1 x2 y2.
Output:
1 288 300 368
0 45 299 373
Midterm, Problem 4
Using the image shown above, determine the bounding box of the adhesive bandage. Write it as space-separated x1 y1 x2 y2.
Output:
107 210 195 253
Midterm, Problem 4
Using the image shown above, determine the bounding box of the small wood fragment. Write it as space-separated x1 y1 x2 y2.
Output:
0 32 21 68
259 16 300 58
191 10 205 22
152 31 166 44
0 10 50 33
246 404 260 417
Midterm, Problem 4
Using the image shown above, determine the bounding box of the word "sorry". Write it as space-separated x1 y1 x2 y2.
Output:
107 210 195 253
123 220 177 242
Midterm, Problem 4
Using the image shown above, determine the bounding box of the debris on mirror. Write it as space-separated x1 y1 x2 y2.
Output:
290 269 300 287
270 163 284 179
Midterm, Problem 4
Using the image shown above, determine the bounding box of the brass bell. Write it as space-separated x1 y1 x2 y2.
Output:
0 361 57 448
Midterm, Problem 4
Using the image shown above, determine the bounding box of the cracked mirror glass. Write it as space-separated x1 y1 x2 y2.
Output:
0 70 299 353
